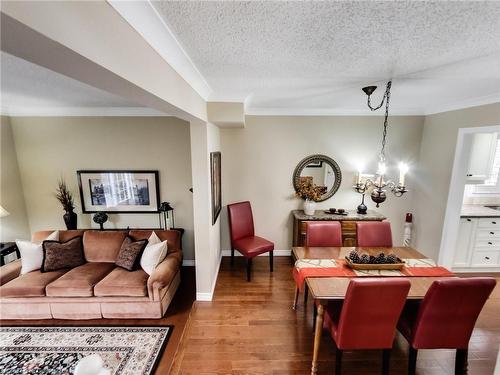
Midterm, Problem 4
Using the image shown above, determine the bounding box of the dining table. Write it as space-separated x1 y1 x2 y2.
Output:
292 246 456 375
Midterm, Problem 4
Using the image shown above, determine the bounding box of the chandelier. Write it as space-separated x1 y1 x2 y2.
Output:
353 80 408 213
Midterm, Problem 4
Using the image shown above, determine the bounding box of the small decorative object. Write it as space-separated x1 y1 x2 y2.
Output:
353 81 408 207
337 208 345 214
295 178 324 215
345 249 404 270
77 170 159 213
356 193 368 214
403 212 413 247
93 212 108 230
55 178 77 230
158 202 175 230
210 152 222 225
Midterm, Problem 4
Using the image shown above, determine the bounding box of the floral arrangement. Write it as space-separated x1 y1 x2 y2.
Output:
55 178 75 212
295 178 326 202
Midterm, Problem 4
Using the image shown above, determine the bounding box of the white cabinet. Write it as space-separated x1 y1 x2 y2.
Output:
466 133 497 183
453 217 500 270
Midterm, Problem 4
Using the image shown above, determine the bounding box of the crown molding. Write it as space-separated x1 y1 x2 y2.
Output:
245 107 425 117
0 106 169 117
108 0 212 100
424 93 500 115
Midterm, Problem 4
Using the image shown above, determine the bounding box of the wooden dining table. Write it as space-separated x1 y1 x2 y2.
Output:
292 246 456 375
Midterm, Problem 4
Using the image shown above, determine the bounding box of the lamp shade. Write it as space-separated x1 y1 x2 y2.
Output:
0 205 9 218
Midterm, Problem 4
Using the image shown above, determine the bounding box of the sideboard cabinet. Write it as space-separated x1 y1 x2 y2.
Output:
292 210 386 247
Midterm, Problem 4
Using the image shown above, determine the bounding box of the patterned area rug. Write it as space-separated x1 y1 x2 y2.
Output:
0 326 172 375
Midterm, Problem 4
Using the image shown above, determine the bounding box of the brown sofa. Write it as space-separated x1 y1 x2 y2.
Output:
0 229 182 320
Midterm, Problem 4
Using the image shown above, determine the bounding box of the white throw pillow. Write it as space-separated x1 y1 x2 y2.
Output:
140 231 168 275
16 230 59 274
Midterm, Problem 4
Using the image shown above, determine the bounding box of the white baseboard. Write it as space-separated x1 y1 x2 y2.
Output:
221 249 291 257
196 251 223 302
182 259 195 266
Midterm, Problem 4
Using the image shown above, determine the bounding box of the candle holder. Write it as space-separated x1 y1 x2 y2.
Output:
353 179 407 208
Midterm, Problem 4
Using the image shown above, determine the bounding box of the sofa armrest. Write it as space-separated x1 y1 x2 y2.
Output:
0 259 22 286
147 251 182 301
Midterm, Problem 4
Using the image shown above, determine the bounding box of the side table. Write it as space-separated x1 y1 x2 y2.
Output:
0 242 20 266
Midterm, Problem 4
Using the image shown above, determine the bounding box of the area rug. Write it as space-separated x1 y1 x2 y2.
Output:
0 326 172 375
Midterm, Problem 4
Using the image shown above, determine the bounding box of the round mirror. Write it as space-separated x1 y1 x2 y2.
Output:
293 154 342 202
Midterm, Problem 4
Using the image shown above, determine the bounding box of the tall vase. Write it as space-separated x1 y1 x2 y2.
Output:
63 210 78 230
303 199 316 216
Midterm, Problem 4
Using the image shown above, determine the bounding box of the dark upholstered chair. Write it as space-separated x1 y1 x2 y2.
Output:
397 277 496 375
227 201 274 281
356 221 393 247
324 278 411 375
297 221 343 308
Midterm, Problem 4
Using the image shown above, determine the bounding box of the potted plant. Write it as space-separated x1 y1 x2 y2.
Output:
55 178 77 230
295 179 325 215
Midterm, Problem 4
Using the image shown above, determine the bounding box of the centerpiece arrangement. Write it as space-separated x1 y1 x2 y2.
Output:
295 179 326 215
345 249 405 270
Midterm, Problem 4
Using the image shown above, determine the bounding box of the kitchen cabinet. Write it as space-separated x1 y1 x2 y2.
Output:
466 133 497 183
453 217 500 270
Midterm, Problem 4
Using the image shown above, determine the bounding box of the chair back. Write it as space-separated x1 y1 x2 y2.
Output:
227 201 255 246
411 277 496 349
356 221 393 247
305 221 342 247
336 278 410 349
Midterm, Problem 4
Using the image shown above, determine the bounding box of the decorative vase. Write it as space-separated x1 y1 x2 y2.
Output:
303 199 316 216
63 210 77 230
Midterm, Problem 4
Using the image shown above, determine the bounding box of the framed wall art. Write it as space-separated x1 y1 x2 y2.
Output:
210 152 222 225
77 170 160 213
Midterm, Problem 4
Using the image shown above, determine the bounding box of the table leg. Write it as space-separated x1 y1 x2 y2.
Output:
311 303 324 375
292 287 299 310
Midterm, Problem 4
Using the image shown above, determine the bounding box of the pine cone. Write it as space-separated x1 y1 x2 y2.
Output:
359 253 370 264
375 252 386 264
386 253 398 264
348 250 360 263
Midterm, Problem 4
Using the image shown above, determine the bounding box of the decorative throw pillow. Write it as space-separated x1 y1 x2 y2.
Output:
140 231 168 275
115 236 148 271
41 236 85 272
16 231 59 274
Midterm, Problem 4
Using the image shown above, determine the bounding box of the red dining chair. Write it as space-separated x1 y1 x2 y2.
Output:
397 277 496 375
297 222 343 308
324 278 411 375
227 201 274 281
356 221 393 247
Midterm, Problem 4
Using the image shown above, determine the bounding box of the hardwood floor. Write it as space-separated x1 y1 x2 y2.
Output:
172 256 500 375
1 266 196 375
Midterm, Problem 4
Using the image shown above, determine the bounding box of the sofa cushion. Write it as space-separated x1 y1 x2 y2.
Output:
94 267 149 297
32 230 85 243
83 231 127 262
0 269 67 297
45 263 115 297
115 236 148 271
129 230 181 253
42 236 85 272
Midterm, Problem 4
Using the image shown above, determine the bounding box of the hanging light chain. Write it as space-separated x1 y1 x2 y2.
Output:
380 81 392 162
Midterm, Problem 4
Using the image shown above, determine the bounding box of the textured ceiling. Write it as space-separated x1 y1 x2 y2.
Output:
153 1 500 113
0 52 163 115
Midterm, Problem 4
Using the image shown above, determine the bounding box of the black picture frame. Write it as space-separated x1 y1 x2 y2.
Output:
77 170 160 213
210 152 222 225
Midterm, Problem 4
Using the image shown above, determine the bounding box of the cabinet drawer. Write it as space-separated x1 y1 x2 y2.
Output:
471 251 500 267
473 239 500 249
477 218 500 228
475 229 500 239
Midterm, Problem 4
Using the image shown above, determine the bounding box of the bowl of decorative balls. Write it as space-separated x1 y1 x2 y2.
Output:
345 249 405 270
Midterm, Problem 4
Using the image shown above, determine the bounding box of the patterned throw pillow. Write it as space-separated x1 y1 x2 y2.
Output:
115 236 148 271
41 236 85 272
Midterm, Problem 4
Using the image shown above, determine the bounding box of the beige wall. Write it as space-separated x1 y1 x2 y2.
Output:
0 116 30 241
10 116 195 259
220 115 425 251
414 103 500 260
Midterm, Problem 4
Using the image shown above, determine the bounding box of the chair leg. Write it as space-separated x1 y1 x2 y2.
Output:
269 250 274 272
335 346 343 375
408 347 418 375
382 349 391 375
292 287 299 310
246 257 252 282
455 349 468 375
304 285 309 305
231 249 235 265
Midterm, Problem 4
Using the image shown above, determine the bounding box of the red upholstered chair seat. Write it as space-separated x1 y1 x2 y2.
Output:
233 236 274 257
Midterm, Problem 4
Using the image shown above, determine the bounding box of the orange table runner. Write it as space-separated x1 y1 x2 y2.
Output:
293 259 454 291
